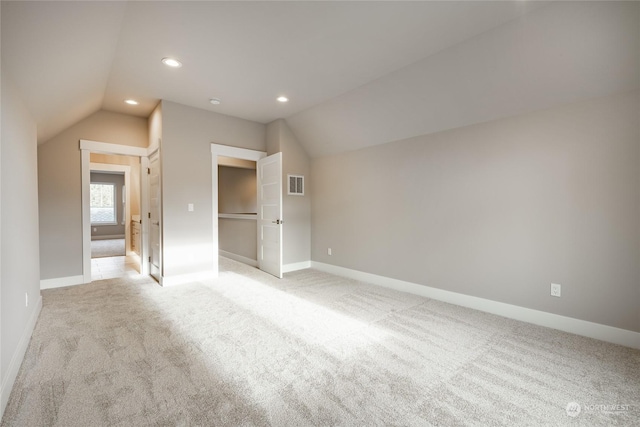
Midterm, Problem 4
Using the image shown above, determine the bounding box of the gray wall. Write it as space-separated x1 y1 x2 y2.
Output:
218 166 257 214
267 119 311 265
90 172 125 239
218 165 257 261
38 111 148 280
311 90 640 333
1 75 41 414
161 101 265 278
219 219 257 261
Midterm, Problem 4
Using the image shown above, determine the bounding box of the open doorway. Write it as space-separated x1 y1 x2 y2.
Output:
89 155 140 280
81 139 153 284
211 145 266 277
211 144 283 279
218 157 258 267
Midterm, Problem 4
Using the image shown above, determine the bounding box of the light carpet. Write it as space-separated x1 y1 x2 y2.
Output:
91 238 125 258
2 257 639 426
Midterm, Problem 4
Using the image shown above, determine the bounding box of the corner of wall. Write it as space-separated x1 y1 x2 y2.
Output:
269 119 311 265
148 102 163 151
265 119 283 155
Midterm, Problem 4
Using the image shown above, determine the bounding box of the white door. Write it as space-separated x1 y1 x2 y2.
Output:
149 151 162 282
257 152 283 278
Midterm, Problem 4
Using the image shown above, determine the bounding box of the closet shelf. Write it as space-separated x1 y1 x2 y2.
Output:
218 213 257 220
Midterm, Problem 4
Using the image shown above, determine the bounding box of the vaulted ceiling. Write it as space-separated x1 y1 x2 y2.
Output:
2 1 638 157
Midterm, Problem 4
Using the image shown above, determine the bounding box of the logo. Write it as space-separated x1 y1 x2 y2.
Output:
566 402 581 417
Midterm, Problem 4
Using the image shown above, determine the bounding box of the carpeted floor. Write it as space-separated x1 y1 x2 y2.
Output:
2 257 639 426
91 238 125 258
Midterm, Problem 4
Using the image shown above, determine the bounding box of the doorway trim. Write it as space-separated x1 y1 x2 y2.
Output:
211 144 266 277
80 139 150 283
90 162 131 253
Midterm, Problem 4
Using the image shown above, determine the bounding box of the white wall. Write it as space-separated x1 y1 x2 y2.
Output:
160 101 265 278
1 75 41 415
311 90 640 333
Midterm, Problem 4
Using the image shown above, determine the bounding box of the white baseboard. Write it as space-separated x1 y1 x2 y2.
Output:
220 251 258 267
283 261 311 273
1 295 42 416
40 275 85 290
311 262 640 350
161 270 217 287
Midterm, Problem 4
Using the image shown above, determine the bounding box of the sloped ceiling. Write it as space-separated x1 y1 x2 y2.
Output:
2 1 638 156
287 1 640 157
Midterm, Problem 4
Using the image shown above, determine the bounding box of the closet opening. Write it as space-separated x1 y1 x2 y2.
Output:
217 156 258 267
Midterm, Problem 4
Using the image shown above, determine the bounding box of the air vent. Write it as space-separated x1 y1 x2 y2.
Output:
288 174 304 196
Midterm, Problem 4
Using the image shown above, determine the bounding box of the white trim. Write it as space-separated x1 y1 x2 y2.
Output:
1 295 42 414
140 156 150 276
40 275 85 290
147 139 160 157
311 262 640 350
211 144 267 161
147 150 163 283
211 144 267 280
81 150 92 283
220 251 258 267
218 213 257 220
283 261 311 273
161 270 217 287
80 139 147 157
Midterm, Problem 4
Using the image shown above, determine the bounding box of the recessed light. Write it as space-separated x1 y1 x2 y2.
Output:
161 57 182 68
210 98 221 105
124 99 139 105
277 96 289 103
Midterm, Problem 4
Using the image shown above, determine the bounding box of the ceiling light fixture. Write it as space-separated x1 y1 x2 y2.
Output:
161 57 182 68
124 99 139 105
210 98 221 105
277 96 289 103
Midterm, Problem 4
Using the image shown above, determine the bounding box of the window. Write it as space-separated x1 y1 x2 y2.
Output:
90 183 117 224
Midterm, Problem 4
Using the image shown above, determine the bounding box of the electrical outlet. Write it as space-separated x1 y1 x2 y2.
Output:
188 203 194 212
25 293 28 307
551 283 562 297
328 248 332 256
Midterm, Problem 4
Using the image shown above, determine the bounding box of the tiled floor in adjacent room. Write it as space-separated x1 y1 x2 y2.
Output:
91 254 140 281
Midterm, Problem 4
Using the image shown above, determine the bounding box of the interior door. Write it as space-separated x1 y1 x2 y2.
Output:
149 151 162 282
257 152 283 278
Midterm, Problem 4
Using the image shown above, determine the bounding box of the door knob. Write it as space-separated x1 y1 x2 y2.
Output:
272 219 282 224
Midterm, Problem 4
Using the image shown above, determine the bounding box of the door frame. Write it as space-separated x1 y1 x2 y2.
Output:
147 149 162 284
211 144 266 277
80 139 155 283
89 162 131 253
